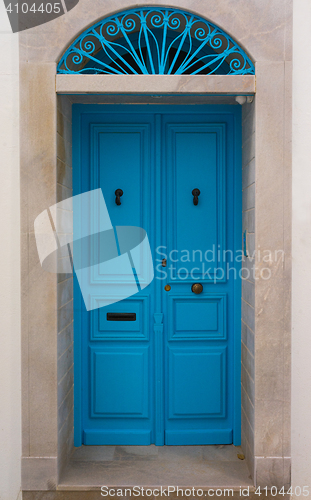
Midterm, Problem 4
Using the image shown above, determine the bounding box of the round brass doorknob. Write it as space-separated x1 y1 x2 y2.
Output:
191 283 203 294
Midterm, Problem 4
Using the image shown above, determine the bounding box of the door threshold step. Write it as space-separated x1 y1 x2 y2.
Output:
56 445 254 492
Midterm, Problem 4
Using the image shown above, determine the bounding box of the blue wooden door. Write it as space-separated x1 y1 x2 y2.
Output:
73 105 242 447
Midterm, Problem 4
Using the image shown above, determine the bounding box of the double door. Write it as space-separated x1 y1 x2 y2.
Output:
73 105 242 446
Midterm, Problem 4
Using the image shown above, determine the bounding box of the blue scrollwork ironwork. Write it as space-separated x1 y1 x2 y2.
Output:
57 7 255 76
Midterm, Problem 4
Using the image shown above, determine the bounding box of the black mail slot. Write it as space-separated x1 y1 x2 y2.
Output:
107 313 136 321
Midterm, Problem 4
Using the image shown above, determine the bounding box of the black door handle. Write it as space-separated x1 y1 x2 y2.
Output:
192 188 200 205
115 189 123 205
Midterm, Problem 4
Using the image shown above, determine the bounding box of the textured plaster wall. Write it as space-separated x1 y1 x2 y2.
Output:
0 2 21 500
254 60 292 487
241 98 256 478
19 0 292 491
291 0 311 491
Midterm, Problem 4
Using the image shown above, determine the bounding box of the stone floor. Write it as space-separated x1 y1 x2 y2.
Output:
59 445 253 490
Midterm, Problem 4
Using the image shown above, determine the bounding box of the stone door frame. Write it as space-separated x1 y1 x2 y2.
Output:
20 0 292 490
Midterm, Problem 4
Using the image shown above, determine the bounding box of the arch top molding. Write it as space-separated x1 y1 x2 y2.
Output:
19 0 290 66
57 7 255 76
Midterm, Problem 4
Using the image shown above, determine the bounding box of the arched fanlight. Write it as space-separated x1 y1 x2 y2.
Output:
57 7 255 76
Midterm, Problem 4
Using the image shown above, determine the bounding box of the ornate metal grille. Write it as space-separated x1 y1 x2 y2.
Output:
57 8 255 76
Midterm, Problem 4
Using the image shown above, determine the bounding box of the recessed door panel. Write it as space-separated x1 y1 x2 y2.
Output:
90 347 149 417
91 297 150 340
166 123 226 282
168 347 226 418
94 124 150 228
168 295 227 340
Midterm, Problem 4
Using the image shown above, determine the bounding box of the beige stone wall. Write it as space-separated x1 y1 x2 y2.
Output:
254 61 292 488
241 99 256 478
240 60 292 487
57 95 74 475
20 62 59 491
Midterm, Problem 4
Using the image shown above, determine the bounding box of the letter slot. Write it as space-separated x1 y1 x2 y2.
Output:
107 312 136 321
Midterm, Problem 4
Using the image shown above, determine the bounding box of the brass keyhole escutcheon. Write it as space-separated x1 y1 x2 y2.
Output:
164 285 171 292
191 283 203 294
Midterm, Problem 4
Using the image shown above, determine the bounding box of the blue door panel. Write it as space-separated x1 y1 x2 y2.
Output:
170 295 227 340
165 429 233 446
73 105 242 446
165 122 226 282
96 125 149 228
174 129 217 276
77 113 155 445
168 348 226 418
83 430 152 446
96 298 149 339
162 113 235 445
90 347 149 417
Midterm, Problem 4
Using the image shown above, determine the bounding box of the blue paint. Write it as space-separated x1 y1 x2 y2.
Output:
73 104 242 446
57 7 255 76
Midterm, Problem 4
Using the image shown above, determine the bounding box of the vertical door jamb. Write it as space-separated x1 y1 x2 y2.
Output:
233 109 242 445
